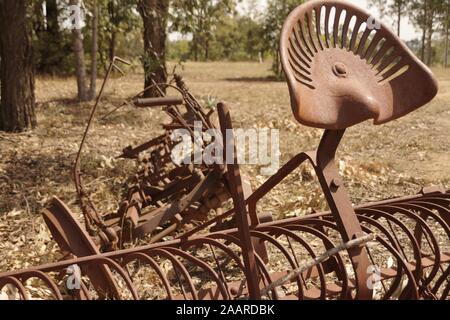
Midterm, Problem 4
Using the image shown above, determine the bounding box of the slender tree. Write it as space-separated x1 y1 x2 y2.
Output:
369 0 406 37
89 0 99 99
0 0 37 132
445 0 450 67
70 0 89 101
138 0 169 97
262 0 302 77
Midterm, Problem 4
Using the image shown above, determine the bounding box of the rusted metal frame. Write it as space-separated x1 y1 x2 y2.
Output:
141 170 204 204
310 129 372 299
2 200 446 300
42 197 122 298
174 74 213 130
133 169 222 239
217 102 261 300
119 134 170 159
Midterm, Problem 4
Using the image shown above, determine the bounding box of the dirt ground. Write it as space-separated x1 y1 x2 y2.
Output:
0 61 449 273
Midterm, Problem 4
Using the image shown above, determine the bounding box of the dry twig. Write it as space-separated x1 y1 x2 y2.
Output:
260 233 376 297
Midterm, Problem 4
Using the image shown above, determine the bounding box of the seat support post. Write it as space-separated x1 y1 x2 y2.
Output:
313 129 373 299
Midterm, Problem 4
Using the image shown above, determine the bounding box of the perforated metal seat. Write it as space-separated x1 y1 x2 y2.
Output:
280 0 438 129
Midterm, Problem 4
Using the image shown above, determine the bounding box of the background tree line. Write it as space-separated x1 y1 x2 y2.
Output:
0 0 450 132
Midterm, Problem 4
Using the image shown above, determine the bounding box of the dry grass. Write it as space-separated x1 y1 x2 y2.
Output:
0 61 449 273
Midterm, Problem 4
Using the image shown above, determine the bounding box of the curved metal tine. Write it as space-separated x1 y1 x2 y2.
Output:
164 247 230 300
407 201 450 241
377 204 442 252
356 212 421 272
192 237 261 299
358 206 441 285
208 244 229 295
432 265 450 299
206 233 277 300
357 214 419 296
263 228 308 296
358 224 419 299
284 217 358 299
149 248 198 300
122 252 174 300
250 230 305 300
285 235 308 288
300 217 418 298
394 202 450 256
0 277 28 300
280 223 350 299
89 257 139 300
302 216 419 299
261 225 329 299
20 271 64 300
358 207 422 258
366 205 443 285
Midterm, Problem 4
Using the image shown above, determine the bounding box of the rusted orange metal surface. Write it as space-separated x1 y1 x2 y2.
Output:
0 0 448 300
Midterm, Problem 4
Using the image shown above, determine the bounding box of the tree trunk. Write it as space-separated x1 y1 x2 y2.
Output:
445 0 449 68
421 0 428 62
397 1 401 37
0 0 37 132
108 0 116 61
138 0 169 97
89 0 98 100
109 32 116 61
192 34 199 61
70 0 88 101
426 6 433 66
204 39 210 61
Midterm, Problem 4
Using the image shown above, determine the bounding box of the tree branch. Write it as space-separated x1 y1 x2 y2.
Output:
260 233 377 298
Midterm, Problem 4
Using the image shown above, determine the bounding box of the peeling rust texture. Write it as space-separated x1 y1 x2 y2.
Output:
0 0 449 300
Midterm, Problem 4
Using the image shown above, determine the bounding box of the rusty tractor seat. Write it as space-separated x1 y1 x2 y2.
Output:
280 0 438 129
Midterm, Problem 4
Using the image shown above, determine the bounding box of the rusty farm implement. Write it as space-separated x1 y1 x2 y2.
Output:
0 0 449 300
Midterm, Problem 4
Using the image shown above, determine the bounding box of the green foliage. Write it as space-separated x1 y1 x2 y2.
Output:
170 0 237 61
262 0 304 77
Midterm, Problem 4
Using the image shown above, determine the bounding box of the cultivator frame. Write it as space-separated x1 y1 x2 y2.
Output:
0 0 449 300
